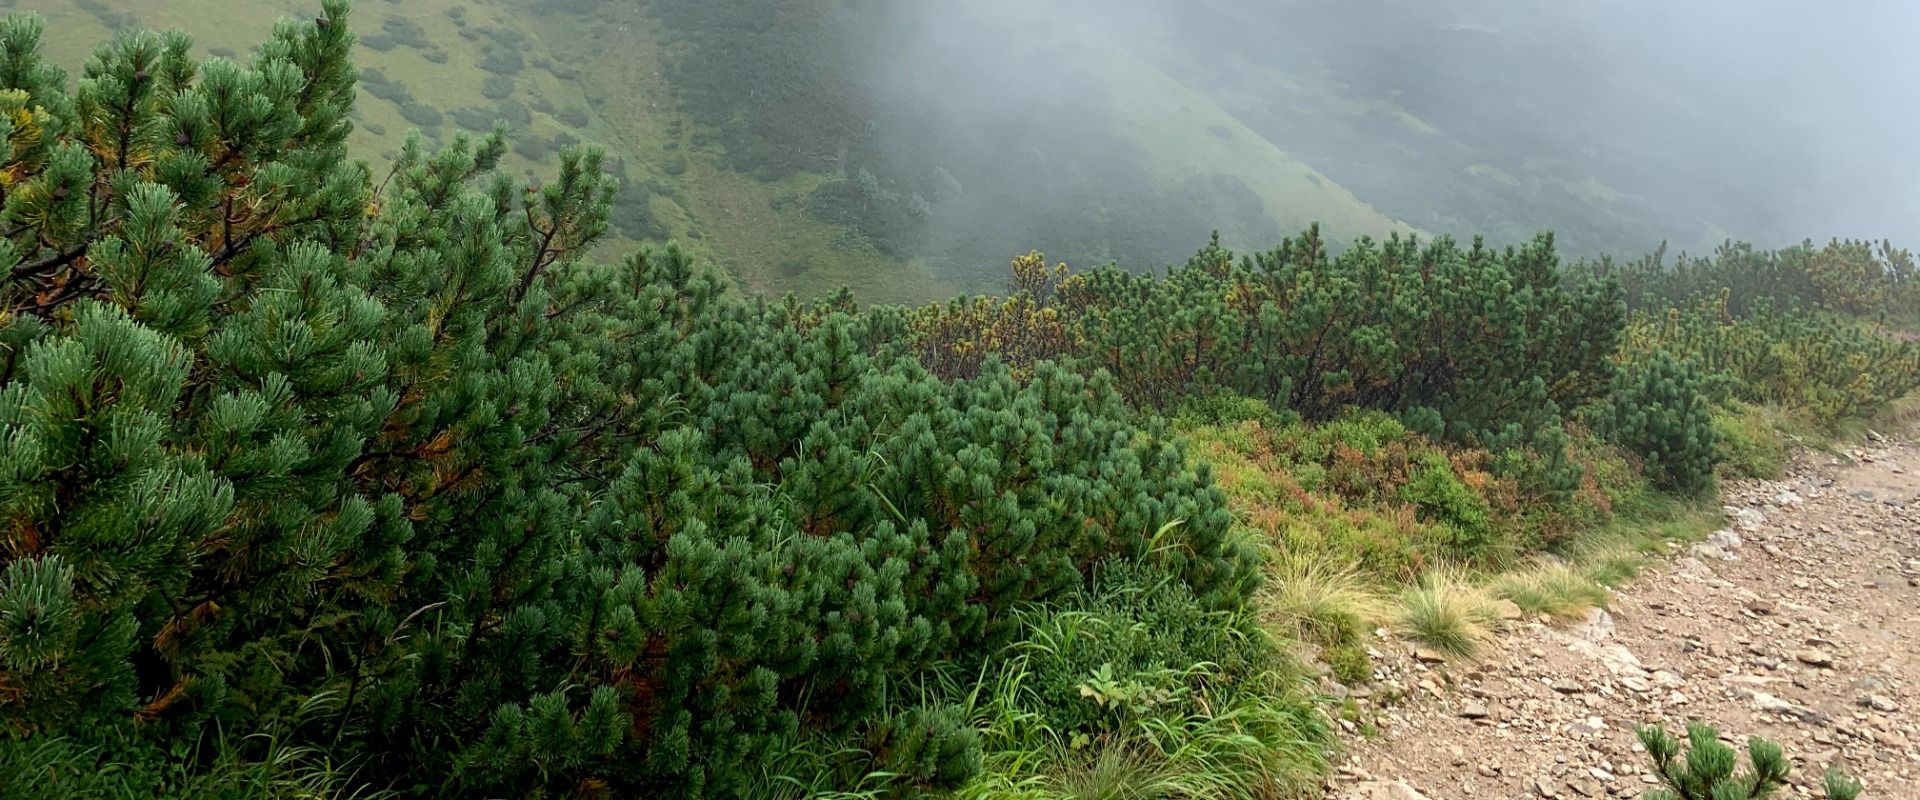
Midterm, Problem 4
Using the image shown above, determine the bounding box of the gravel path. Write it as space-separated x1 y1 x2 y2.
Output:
1334 431 1920 800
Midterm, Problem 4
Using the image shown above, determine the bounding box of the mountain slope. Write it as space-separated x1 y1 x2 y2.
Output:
1086 41 1417 244
30 0 1903 297
35 0 961 302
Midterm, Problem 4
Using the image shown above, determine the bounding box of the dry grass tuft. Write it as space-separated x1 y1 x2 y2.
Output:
1395 570 1500 659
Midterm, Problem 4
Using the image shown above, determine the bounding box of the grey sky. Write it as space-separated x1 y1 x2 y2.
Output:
862 0 1919 256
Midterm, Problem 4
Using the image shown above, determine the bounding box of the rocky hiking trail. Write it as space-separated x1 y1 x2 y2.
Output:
1333 430 1920 800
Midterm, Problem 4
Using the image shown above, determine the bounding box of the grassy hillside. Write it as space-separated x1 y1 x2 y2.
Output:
30 0 959 302
517 1 952 302
27 0 1851 297
1064 29 1418 244
26 0 1437 299
1144 0 1827 256
37 0 601 201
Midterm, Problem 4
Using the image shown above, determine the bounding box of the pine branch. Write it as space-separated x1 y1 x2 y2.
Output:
8 243 89 282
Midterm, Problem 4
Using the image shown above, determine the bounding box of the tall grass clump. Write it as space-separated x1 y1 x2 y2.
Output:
1710 401 1813 480
952 561 1334 800
0 731 394 800
1492 562 1611 621
1394 571 1501 659
1259 554 1384 648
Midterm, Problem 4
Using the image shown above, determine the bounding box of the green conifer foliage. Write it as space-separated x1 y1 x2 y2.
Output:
0 6 1253 794
5 3 1897 796
1592 351 1719 495
1620 299 1920 422
0 1 384 736
1584 237 1918 322
1638 722 1862 800
912 227 1627 494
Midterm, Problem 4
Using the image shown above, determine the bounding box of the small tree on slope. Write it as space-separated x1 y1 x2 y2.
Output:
1638 722 1861 800
1594 350 1720 495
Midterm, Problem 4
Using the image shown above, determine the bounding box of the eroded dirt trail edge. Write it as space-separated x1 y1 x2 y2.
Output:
1334 432 1920 800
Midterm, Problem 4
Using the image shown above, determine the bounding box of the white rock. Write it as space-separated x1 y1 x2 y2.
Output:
1707 528 1744 550
1725 506 1767 531
1557 639 1652 679
1495 599 1526 621
1570 608 1615 643
1567 717 1608 736
1690 543 1735 562
1748 691 1824 722
1343 780 1433 800
1671 557 1714 580
1794 649 1835 668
